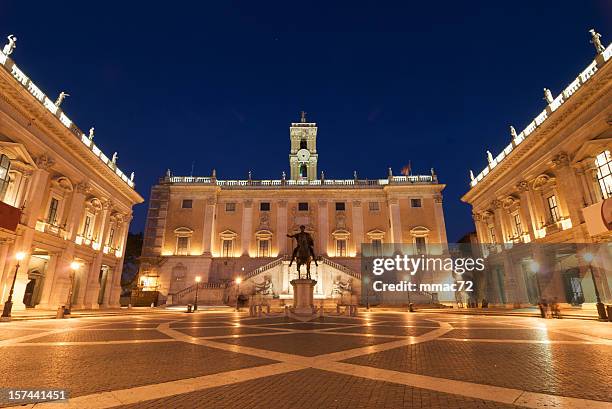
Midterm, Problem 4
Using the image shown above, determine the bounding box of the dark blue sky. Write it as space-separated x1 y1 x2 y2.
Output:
1 1 609 240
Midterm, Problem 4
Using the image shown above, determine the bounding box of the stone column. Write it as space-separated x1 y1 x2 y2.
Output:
10 157 53 311
201 197 216 256
433 194 448 243
351 200 364 255
240 200 253 256
82 200 113 309
0 239 12 303
492 200 506 244
552 152 584 226
35 251 60 309
516 181 537 240
277 200 288 255
388 198 402 244
64 182 88 241
318 200 328 256
46 243 76 308
574 162 597 206
472 213 487 243
107 215 132 307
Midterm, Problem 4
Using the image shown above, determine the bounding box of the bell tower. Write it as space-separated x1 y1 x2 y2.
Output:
289 111 318 181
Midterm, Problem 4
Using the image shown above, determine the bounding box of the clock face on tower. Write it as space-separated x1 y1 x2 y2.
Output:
296 148 310 162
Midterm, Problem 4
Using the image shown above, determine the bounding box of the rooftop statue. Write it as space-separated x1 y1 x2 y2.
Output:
589 29 605 54
543 88 554 104
55 91 69 107
111 152 118 164
88 127 95 140
470 170 475 181
2 34 16 56
510 126 517 139
130 172 134 182
487 150 494 164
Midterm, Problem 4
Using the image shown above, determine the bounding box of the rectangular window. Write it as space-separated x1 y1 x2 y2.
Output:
181 199 193 208
415 237 427 254
298 202 309 211
368 201 380 211
513 213 522 235
596 150 612 199
371 239 382 256
47 197 59 224
176 236 189 255
260 202 270 211
336 239 347 257
258 240 270 257
225 202 236 212
83 215 92 237
222 239 233 257
107 228 115 246
0 154 10 200
547 195 560 222
411 198 422 208
335 202 345 211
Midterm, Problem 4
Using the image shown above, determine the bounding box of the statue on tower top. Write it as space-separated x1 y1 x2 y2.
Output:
300 110 307 123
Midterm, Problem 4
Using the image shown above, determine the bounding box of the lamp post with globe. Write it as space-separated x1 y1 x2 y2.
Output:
65 261 81 315
235 277 242 311
194 276 201 311
1 251 26 319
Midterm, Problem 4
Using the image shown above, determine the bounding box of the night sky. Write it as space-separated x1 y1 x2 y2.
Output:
1 1 609 241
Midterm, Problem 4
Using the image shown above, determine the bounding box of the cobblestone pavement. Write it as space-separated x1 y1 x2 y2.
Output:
0 310 610 409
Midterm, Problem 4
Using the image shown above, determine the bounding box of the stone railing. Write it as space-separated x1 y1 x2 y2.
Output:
469 42 612 189
319 256 361 279
163 174 436 187
244 256 288 280
0 48 136 189
172 281 229 300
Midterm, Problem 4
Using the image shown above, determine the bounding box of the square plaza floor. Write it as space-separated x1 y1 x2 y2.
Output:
0 310 610 408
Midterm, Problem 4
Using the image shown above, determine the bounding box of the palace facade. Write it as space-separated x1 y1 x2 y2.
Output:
138 116 449 305
461 38 612 307
0 40 143 311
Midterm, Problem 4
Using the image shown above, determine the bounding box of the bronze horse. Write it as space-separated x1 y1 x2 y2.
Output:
295 240 313 280
287 226 316 280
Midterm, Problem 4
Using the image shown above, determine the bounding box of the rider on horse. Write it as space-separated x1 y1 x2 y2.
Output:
287 225 318 267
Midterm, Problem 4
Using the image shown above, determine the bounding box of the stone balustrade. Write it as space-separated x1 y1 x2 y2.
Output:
470 43 612 189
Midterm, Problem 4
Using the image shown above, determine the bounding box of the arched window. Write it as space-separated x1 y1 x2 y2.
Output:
0 154 11 200
300 164 307 178
300 139 307 149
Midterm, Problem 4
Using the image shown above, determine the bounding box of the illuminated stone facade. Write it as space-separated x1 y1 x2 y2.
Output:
139 117 449 304
0 44 143 311
462 41 612 306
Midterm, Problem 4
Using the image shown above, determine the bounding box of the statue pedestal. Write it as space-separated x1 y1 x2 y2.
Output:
290 279 317 315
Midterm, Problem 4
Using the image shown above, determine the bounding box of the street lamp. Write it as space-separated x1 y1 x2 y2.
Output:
66 260 80 315
1 251 26 319
404 274 412 312
363 276 370 311
583 253 607 320
194 276 201 311
235 277 242 311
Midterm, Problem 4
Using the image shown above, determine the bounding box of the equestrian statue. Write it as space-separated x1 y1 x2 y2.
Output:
287 225 318 280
